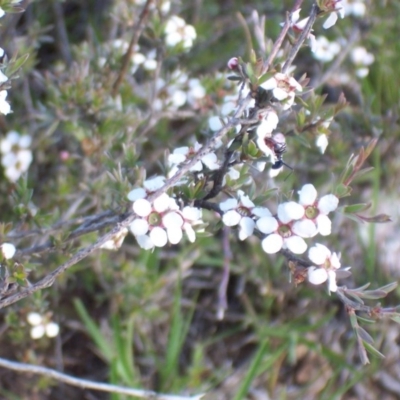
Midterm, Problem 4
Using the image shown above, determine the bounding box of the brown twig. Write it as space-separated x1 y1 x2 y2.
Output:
111 0 154 96
282 3 319 74
262 0 304 74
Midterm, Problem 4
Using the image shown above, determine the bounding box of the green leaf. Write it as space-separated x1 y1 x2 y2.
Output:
363 341 385 359
342 203 371 214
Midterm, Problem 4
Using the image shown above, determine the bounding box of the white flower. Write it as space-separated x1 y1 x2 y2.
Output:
0 131 33 182
0 8 4 19
256 201 307 254
316 134 329 154
1 243 16 259
312 36 341 63
220 191 272 240
296 183 339 236
168 142 219 177
164 16 196 50
128 182 203 249
323 1 345 29
27 312 60 340
129 193 183 249
307 243 342 293
260 73 302 110
0 90 11 115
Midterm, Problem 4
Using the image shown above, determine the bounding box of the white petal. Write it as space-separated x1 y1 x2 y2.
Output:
182 206 202 221
150 227 168 247
318 194 339 214
327 270 338 292
208 116 223 131
292 220 318 238
330 252 341 269
167 225 183 244
1 243 16 259
0 71 8 83
45 322 60 337
136 235 154 250
27 312 43 326
323 12 338 29
168 153 187 166
201 153 219 170
163 211 184 229
308 243 330 265
316 214 332 236
316 134 329 154
260 77 277 91
239 192 255 208
222 210 241 226
129 218 149 236
273 87 289 101
307 267 328 285
127 188 146 201
153 193 171 212
261 234 283 254
133 198 152 217
184 223 196 243
220 198 238 212
284 236 307 254
277 202 304 223
238 217 255 240
256 216 278 234
31 325 45 340
191 160 204 172
298 184 317 206
143 176 165 191
252 207 272 218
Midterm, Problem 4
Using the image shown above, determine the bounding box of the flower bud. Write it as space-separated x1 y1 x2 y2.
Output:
227 57 239 70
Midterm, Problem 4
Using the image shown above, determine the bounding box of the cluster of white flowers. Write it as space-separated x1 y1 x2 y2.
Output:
27 312 60 340
128 176 204 250
168 141 219 178
219 184 338 255
153 70 206 111
104 40 158 73
0 131 33 182
0 242 16 259
164 15 197 50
